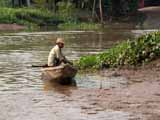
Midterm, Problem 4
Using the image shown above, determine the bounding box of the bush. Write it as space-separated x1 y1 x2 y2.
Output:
78 55 98 69
0 7 102 31
0 0 11 7
57 1 78 22
0 7 55 26
33 0 46 8
76 32 160 69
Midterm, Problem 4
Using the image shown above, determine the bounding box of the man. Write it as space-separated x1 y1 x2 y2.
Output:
48 38 72 67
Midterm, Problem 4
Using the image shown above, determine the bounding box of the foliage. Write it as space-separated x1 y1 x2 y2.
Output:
0 0 140 30
78 55 98 69
56 1 78 22
76 32 160 69
0 7 102 30
0 7 55 26
58 22 101 30
33 0 46 8
128 0 139 13
0 0 11 7
8 0 139 17
104 0 112 16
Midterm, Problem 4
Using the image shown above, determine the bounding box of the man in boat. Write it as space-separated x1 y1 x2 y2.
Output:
48 38 72 67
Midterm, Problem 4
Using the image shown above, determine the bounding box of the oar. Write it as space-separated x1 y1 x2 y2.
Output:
31 64 48 67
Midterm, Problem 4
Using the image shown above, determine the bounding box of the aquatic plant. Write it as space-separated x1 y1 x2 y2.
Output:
76 32 160 69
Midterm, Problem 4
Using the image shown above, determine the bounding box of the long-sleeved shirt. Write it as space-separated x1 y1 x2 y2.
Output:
48 45 64 66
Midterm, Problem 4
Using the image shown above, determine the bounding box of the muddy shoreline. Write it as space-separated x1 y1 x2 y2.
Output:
40 58 160 120
75 58 160 119
0 24 26 31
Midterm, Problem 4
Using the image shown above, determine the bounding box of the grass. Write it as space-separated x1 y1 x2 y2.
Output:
76 31 160 69
0 7 103 31
0 7 56 30
58 22 101 30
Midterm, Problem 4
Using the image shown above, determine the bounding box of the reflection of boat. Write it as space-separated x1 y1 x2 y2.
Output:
43 80 77 95
41 64 77 84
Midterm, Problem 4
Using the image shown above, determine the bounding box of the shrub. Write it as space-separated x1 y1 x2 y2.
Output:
0 7 55 26
0 0 11 7
57 1 78 22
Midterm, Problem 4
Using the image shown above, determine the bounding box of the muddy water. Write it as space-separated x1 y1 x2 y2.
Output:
0 30 139 120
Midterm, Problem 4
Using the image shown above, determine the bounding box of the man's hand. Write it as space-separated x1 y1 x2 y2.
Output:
67 61 73 65
61 59 73 65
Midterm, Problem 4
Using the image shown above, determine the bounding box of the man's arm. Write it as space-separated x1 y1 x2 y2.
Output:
55 46 64 61
48 49 55 66
55 46 73 65
62 56 73 65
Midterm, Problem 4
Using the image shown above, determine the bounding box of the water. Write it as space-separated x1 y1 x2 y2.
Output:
0 30 141 120
0 30 133 92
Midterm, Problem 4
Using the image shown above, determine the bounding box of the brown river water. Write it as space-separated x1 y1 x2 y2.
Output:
0 30 157 120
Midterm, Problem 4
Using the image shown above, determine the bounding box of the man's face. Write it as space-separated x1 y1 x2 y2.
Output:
58 43 64 48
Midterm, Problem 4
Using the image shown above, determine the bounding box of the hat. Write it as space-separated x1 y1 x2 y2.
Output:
56 38 64 44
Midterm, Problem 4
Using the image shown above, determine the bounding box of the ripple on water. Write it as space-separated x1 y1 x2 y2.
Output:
0 31 132 92
76 72 128 89
0 91 139 120
0 31 139 120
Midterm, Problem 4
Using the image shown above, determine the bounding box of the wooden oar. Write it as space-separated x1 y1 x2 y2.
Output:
31 64 48 67
31 61 74 68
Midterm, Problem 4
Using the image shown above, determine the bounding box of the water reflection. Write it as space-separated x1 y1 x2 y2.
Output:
43 80 77 96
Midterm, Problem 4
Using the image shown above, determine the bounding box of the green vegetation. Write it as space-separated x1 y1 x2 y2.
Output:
0 7 55 30
0 6 101 31
0 7 101 31
76 32 160 69
0 0 140 31
58 22 101 30
0 0 11 7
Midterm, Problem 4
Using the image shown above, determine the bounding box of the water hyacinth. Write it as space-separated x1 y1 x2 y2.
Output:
76 31 160 69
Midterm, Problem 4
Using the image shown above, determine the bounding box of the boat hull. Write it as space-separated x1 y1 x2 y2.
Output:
41 64 77 84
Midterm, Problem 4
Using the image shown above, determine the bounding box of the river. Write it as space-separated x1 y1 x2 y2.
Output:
0 29 157 120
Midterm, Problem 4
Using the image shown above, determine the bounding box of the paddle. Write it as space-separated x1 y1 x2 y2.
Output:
31 60 73 68
31 64 48 67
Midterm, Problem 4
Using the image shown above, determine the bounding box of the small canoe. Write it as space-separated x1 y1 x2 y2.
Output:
41 64 77 84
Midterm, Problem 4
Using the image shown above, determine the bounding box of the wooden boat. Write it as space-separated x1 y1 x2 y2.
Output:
41 64 77 84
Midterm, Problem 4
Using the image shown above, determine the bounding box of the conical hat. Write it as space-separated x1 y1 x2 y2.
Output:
56 38 64 44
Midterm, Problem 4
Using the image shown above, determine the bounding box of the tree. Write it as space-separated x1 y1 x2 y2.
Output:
11 0 31 7
26 0 31 6
47 0 56 12
92 0 96 18
99 0 103 23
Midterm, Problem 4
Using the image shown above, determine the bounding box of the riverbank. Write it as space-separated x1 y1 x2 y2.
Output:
0 7 101 31
0 6 160 31
139 6 160 29
0 24 26 31
77 31 160 69
1 58 159 120
47 58 160 119
75 58 160 119
0 27 159 120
